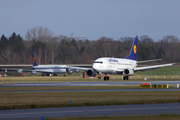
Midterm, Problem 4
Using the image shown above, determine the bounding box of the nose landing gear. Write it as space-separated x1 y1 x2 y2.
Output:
123 76 129 80
104 74 109 81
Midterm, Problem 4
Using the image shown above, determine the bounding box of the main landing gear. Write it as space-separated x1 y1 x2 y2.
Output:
123 76 129 80
104 74 109 81
53 74 58 76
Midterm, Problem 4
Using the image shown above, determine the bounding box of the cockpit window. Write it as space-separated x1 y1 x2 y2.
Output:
94 61 103 64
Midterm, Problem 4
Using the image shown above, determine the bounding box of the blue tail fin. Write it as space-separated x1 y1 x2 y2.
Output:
32 52 38 66
125 36 138 60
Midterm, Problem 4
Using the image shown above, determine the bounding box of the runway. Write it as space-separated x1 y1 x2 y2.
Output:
1 81 180 120
1 81 180 87
0 89 180 93
0 103 180 120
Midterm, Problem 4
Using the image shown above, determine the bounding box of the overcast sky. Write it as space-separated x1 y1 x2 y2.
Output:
1 0 180 41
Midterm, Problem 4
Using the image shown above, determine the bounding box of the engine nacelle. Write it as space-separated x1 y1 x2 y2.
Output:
86 69 96 77
123 68 134 76
74 69 80 73
31 70 37 75
68 70 73 74
17 69 22 74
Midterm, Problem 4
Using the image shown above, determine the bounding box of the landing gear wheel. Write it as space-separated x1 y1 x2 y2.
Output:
104 77 107 81
107 77 109 81
123 76 129 80
98 76 101 79
123 76 126 80
41 73 45 76
53 74 57 76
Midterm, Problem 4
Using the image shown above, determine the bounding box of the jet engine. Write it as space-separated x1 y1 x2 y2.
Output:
66 69 73 74
86 69 96 77
123 68 134 76
31 70 37 75
68 70 73 74
74 69 80 73
17 69 22 74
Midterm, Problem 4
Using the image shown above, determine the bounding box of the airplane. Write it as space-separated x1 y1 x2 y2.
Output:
0 52 74 76
68 36 174 80
30 52 73 76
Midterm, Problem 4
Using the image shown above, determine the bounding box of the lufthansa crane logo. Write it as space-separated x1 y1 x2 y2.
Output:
133 45 137 54
32 57 35 63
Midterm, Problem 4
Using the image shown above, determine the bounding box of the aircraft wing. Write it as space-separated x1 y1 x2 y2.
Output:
0 68 53 73
134 63 174 72
137 59 162 63
67 66 90 71
0 68 33 73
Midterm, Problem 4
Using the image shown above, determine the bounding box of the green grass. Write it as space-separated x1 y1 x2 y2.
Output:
1 66 180 78
135 66 180 75
0 85 140 91
0 84 176 91
44 114 180 120
0 75 180 82
1 91 180 110
0 66 180 82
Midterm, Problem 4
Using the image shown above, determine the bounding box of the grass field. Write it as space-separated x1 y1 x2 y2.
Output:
0 91 180 110
21 66 180 76
45 114 180 120
0 84 177 91
135 66 180 75
0 75 180 82
1 66 180 119
1 66 180 79
0 85 140 91
0 66 180 82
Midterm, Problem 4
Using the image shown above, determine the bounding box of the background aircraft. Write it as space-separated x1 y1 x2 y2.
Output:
30 52 73 76
0 52 75 76
68 36 174 80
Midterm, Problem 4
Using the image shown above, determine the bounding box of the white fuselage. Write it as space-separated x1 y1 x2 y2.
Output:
33 65 67 74
93 57 137 74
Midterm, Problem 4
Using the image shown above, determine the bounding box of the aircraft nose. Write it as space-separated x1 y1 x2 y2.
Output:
93 63 98 70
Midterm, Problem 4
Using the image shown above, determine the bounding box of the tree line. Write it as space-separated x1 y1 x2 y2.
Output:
0 26 179 65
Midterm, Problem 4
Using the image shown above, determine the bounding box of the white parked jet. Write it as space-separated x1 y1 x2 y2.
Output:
68 36 174 80
30 52 73 76
0 52 74 76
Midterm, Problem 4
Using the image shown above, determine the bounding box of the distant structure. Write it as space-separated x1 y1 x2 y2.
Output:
70 33 87 40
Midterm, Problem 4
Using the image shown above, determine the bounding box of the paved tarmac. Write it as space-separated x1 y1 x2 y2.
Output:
0 103 180 120
1 81 180 87
0 81 180 120
0 89 180 93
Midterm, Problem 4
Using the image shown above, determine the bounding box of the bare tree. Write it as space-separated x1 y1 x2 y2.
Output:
25 26 54 42
160 35 180 62
0 46 14 64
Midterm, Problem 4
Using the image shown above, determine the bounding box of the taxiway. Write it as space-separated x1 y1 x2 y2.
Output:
0 81 180 87
0 103 180 120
